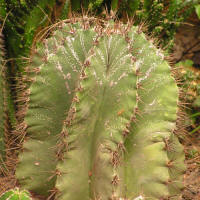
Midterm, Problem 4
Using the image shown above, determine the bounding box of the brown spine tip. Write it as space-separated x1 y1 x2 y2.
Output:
166 160 173 168
111 175 120 186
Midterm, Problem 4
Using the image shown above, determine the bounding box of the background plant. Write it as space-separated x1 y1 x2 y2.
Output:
60 0 199 50
176 60 200 135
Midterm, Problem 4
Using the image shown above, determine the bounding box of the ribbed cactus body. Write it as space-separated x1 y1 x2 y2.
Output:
124 28 185 199
55 32 137 200
0 188 32 200
0 32 4 161
16 24 97 195
15 19 185 200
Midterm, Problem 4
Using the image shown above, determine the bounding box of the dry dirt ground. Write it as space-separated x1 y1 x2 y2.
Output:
173 15 200 200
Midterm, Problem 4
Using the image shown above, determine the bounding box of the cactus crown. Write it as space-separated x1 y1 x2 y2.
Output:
1 18 185 200
0 188 32 200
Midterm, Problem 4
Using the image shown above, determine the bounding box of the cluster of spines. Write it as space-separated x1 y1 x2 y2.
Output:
10 18 186 200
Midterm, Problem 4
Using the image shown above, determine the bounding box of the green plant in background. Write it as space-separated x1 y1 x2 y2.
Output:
176 60 200 106
0 188 32 200
70 0 104 12
57 0 199 51
112 0 199 50
195 4 200 19
0 1 70 156
0 18 185 199
176 60 200 135
0 0 70 75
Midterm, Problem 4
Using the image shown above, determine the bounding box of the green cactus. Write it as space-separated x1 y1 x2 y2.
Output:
0 31 4 161
12 19 185 200
0 30 19 173
0 31 13 167
0 188 32 200
0 1 69 160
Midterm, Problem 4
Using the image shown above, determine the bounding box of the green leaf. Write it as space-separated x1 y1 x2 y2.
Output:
195 4 200 19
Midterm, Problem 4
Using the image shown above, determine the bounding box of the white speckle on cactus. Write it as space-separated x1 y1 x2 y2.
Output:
156 49 164 60
133 195 144 200
119 196 145 200
139 48 144 54
149 99 156 106
34 162 39 166
93 70 97 77
56 62 63 73
80 32 87 55
97 48 105 66
135 59 143 71
66 36 81 65
118 72 128 81
138 64 156 83
47 53 55 59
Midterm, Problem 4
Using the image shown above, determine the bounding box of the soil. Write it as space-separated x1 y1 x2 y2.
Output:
173 13 200 200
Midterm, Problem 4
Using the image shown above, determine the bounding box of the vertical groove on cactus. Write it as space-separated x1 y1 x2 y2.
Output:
13 18 185 200
55 31 137 200
124 28 185 199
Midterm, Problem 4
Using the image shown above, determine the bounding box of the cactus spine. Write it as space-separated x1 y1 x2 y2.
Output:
3 18 185 200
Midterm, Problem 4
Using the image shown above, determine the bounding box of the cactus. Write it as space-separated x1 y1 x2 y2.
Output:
11 18 186 200
0 31 12 167
0 188 32 200
0 1 69 163
0 29 20 174
0 31 4 161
